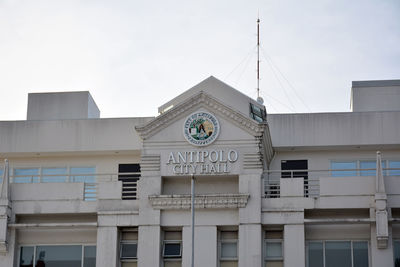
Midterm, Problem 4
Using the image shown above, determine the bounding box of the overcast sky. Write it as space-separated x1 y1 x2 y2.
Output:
0 0 399 120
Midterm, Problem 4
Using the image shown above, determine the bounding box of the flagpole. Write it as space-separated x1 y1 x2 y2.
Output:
191 174 195 267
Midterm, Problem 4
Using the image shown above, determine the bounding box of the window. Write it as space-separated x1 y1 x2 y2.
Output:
389 161 400 176
163 231 182 267
331 159 400 177
70 167 96 183
331 162 357 177
19 245 96 267
250 103 266 122
360 160 387 176
0 168 3 184
306 241 368 267
264 230 283 267
120 229 138 267
42 167 68 183
119 164 141 200
394 241 400 267
219 230 238 267
14 168 39 183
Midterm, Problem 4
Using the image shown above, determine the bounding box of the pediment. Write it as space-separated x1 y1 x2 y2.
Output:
135 91 265 141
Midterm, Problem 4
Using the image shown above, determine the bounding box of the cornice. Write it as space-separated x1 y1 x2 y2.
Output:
148 193 250 210
135 92 266 140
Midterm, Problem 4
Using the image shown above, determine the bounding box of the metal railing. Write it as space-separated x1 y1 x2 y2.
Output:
9 172 141 201
264 168 400 198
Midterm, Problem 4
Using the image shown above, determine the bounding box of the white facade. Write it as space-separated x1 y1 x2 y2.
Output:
0 76 400 267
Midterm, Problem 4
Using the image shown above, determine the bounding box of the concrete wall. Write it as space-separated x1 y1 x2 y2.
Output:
0 118 151 154
268 111 400 149
27 91 100 120
351 80 400 112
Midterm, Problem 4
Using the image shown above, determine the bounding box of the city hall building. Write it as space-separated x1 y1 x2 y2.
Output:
1 76 400 267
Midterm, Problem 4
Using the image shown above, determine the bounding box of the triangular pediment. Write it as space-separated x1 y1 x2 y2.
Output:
135 91 265 141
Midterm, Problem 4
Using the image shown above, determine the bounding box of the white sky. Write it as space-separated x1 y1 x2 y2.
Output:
0 0 399 120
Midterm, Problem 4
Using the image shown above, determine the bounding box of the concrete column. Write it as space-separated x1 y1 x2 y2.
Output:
96 226 118 267
239 224 262 267
0 228 17 267
370 224 394 267
138 225 161 267
284 224 305 267
238 173 262 267
182 225 217 267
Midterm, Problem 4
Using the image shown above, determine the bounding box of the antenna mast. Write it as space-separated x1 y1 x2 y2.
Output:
256 18 264 104
257 18 260 99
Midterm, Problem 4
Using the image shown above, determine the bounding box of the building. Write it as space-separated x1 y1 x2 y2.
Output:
0 76 400 267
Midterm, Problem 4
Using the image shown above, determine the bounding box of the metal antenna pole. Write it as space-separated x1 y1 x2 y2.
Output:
191 174 195 267
257 18 260 99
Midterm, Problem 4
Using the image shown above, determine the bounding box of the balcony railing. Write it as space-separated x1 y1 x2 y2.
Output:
264 168 400 198
9 172 141 201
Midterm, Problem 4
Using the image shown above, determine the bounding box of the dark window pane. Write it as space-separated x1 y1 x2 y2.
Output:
394 241 400 267
164 243 181 257
36 245 82 267
308 242 323 267
20 246 34 267
121 243 137 259
353 242 368 267
325 241 351 267
84 246 96 267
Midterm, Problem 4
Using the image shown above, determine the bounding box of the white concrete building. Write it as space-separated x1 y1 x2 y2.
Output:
0 77 400 267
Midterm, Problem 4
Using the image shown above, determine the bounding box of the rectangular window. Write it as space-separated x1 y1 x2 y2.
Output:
250 103 266 122
42 167 68 183
306 241 368 267
264 230 283 267
120 229 138 267
360 161 387 176
389 161 400 176
20 246 34 267
219 230 238 267
14 168 39 183
20 245 95 267
325 241 351 267
331 162 357 177
394 241 400 267
0 169 3 184
163 230 182 267
70 167 96 183
119 164 140 200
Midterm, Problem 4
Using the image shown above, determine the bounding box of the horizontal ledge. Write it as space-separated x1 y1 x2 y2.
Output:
149 194 249 210
8 222 98 229
304 218 373 224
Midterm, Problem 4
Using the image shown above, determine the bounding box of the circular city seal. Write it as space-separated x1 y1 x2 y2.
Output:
183 112 220 146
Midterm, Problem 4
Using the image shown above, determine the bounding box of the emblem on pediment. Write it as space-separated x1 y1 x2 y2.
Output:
183 112 220 146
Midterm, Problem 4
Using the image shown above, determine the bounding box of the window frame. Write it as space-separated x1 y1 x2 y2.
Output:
330 159 400 177
18 244 96 267
162 240 182 258
120 241 138 260
305 240 370 267
219 239 238 261
264 239 284 261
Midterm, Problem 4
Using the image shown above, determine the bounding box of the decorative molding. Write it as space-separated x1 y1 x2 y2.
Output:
140 155 161 172
243 153 263 169
148 194 249 210
135 92 266 140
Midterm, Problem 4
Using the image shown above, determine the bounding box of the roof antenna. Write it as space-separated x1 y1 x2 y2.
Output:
256 17 264 105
